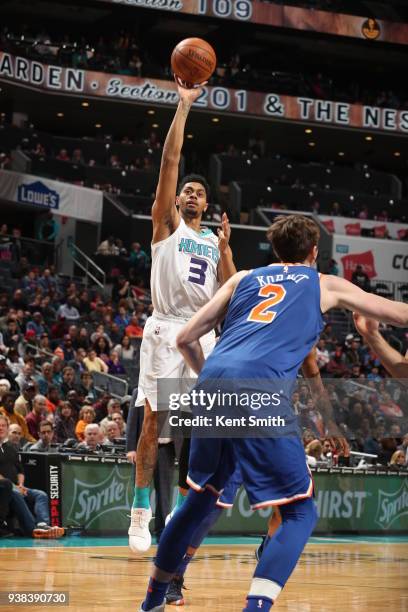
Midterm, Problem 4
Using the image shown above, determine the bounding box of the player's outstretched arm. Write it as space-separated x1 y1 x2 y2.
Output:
354 314 408 381
177 270 248 374
301 348 349 453
320 274 408 327
152 84 202 244
217 213 236 285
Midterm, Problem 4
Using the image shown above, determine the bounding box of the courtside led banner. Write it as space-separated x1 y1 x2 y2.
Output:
1 52 408 134
93 0 408 46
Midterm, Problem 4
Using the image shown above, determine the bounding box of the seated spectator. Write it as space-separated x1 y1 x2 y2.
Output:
125 315 143 338
0 391 36 443
93 336 110 360
0 415 64 538
99 398 122 430
83 349 108 374
129 242 149 275
60 366 76 397
15 362 36 391
77 371 98 402
71 148 85 165
46 385 61 414
0 378 11 402
316 338 330 372
0 355 19 392
114 306 130 332
305 439 323 467
8 423 31 451
107 350 126 375
56 148 70 162
14 381 37 417
389 449 406 468
28 421 55 452
97 236 119 256
75 405 96 441
36 362 54 395
351 265 370 292
77 423 103 452
38 268 57 293
26 312 45 338
57 298 80 322
25 394 47 440
111 411 126 435
102 420 120 446
90 323 113 345
54 402 77 443
58 335 76 362
114 335 135 360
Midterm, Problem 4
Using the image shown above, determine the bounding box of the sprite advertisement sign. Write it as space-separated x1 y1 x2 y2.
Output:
61 457 408 534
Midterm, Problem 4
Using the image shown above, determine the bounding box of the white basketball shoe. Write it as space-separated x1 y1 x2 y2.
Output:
128 507 153 553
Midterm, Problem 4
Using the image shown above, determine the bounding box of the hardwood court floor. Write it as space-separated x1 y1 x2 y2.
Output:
1 538 407 611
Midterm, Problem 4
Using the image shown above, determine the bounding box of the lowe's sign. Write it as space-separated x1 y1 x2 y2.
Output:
17 180 60 209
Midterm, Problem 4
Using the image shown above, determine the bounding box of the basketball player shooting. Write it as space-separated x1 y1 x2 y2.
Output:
128 80 236 553
139 214 408 612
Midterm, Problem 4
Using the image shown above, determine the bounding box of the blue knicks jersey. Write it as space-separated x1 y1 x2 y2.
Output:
201 264 324 380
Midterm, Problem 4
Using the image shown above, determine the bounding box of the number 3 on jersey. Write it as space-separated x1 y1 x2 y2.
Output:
188 257 208 286
247 283 286 324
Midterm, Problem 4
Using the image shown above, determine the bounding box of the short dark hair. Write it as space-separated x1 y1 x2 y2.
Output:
178 174 210 200
266 215 320 263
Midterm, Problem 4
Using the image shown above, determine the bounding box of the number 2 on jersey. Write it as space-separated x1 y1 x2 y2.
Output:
247 283 286 324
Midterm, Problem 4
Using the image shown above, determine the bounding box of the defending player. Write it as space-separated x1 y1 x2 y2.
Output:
128 82 236 553
139 214 408 611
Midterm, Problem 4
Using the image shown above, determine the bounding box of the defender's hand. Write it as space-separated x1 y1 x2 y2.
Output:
353 313 380 338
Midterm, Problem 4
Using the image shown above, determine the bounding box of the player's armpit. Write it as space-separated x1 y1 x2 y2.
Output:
320 274 408 327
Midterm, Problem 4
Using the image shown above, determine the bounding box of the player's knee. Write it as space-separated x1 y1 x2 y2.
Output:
280 496 318 530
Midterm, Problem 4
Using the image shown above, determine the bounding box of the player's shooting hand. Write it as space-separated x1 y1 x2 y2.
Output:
217 213 231 253
353 313 380 339
175 76 206 106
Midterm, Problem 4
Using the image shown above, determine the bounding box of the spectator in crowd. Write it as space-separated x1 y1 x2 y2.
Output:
125 315 143 338
102 420 120 446
107 350 126 375
25 394 47 440
129 242 149 276
305 440 324 467
15 362 36 391
114 306 130 332
0 415 64 538
77 423 103 452
389 450 406 468
14 381 36 417
0 378 11 401
351 265 371 292
99 398 121 430
36 362 54 395
316 338 330 372
97 236 119 256
7 423 31 450
56 148 70 162
28 421 55 452
83 348 108 373
60 366 76 396
114 335 135 360
0 391 36 443
57 298 80 322
75 405 96 441
111 411 126 435
54 402 77 443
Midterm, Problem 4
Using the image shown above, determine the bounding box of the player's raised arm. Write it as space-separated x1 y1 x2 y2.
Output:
152 84 202 244
320 274 408 327
217 213 237 284
177 270 248 374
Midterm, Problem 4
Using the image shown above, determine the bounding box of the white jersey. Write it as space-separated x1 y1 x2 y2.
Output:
150 218 220 319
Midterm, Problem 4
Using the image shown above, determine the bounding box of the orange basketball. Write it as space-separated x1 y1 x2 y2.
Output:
171 38 216 88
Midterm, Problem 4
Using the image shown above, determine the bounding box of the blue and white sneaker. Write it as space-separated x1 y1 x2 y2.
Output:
138 601 165 611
